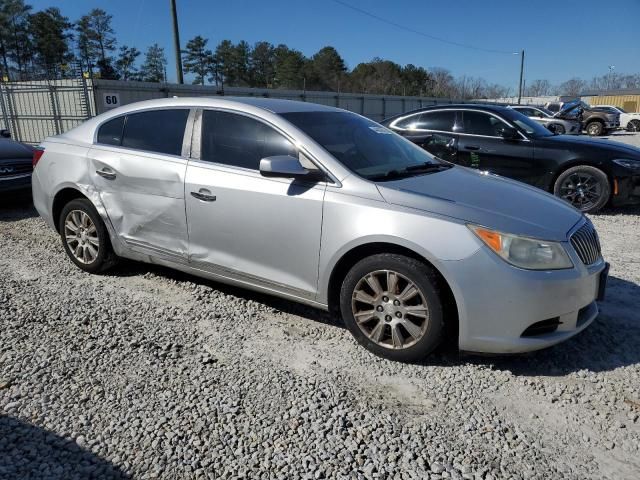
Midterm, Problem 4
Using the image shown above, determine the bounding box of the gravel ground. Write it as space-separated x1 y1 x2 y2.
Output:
599 130 640 149
1 196 639 480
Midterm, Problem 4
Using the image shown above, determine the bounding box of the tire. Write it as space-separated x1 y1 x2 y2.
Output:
553 165 610 213
339 253 444 362
58 198 117 273
585 121 604 136
628 120 640 132
553 124 565 134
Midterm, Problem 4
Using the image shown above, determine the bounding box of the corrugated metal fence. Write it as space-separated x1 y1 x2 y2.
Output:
92 79 470 122
0 76 470 144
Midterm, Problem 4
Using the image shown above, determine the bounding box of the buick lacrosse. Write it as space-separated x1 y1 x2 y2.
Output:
32 98 607 362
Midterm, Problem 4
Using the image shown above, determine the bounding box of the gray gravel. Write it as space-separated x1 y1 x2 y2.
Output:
1 198 639 480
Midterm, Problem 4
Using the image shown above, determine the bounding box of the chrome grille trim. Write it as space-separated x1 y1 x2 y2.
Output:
570 221 601 266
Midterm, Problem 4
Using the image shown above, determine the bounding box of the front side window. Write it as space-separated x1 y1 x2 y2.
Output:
121 109 190 156
97 116 125 146
462 111 508 136
200 110 297 170
281 111 443 180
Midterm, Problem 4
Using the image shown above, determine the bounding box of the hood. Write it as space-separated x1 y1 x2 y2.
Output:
0 139 33 159
538 133 640 158
376 166 582 241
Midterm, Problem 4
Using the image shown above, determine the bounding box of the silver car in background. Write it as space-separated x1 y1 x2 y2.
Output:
509 105 581 135
32 98 608 362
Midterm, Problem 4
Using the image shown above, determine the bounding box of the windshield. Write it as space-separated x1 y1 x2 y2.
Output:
501 109 554 137
537 107 554 116
281 111 444 180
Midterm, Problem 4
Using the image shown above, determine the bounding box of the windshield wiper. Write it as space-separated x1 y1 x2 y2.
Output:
368 163 453 181
404 162 453 172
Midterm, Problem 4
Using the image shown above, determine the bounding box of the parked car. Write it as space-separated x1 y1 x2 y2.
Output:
509 105 581 135
381 104 640 213
591 105 640 132
545 100 620 136
33 98 608 362
0 129 34 197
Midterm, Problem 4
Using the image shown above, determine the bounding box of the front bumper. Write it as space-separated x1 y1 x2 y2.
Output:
604 121 620 129
443 242 605 354
0 173 31 194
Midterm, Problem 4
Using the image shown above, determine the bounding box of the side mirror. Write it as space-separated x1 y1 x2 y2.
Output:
499 125 520 140
259 155 323 180
0 129 11 138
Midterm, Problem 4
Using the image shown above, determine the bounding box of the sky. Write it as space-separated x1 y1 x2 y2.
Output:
30 0 640 90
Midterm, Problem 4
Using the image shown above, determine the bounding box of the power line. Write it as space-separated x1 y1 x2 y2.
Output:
331 0 517 55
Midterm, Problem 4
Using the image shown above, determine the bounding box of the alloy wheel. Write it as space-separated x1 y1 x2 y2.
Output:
559 172 603 211
587 123 601 136
64 210 100 264
351 269 429 349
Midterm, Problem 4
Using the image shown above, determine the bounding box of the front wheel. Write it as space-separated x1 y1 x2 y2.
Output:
586 121 604 136
628 120 640 132
59 198 117 273
553 166 610 213
552 123 565 134
340 253 444 362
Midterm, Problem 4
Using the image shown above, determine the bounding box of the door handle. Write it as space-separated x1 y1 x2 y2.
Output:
463 145 480 151
191 190 216 202
96 168 116 180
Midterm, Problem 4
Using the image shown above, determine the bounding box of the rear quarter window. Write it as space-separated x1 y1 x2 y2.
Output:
96 116 125 146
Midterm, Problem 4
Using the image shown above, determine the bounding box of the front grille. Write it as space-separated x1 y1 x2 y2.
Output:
570 221 601 265
0 161 32 178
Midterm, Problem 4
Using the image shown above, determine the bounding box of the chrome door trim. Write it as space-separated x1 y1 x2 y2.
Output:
390 108 530 142
181 108 197 158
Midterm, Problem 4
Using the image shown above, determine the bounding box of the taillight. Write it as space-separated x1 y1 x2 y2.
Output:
32 147 44 168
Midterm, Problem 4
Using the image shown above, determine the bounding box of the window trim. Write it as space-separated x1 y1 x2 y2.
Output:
390 108 529 141
191 107 339 185
93 106 195 159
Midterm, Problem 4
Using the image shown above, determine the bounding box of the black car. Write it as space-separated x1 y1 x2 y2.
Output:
381 104 640 213
0 129 33 197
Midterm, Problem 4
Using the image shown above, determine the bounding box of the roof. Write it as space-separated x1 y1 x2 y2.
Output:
382 103 511 122
581 88 640 97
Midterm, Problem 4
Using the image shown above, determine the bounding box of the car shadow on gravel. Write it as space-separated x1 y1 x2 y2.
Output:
481 275 640 376
106 261 345 329
0 195 38 222
0 415 129 479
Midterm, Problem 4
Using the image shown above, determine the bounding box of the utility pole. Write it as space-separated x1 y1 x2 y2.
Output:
517 49 525 104
170 0 184 84
608 65 615 90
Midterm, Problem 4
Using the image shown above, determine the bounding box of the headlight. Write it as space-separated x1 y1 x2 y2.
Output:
468 225 573 270
613 158 640 169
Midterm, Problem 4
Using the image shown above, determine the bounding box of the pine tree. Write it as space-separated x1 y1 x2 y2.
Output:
182 35 213 85
115 45 140 81
140 43 166 82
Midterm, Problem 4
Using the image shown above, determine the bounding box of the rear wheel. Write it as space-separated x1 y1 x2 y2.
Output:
586 121 604 136
553 165 610 213
59 198 116 273
340 253 444 362
628 120 640 132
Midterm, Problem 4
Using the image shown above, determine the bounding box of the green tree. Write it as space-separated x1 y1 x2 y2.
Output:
400 64 432 96
0 0 32 79
308 46 346 91
182 35 213 85
76 8 116 79
250 41 274 87
272 44 305 89
213 39 234 87
140 43 166 82
28 7 73 77
115 45 140 81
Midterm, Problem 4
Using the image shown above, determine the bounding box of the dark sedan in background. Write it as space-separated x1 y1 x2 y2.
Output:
0 129 33 198
381 105 640 213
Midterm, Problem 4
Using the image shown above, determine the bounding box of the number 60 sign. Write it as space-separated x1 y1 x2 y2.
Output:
102 93 120 109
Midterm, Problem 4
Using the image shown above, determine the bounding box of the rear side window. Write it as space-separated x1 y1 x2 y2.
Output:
395 111 456 132
121 109 189 156
200 110 296 170
97 116 125 146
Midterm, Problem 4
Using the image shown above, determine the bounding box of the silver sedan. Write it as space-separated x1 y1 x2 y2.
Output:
32 97 608 362
510 105 582 135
